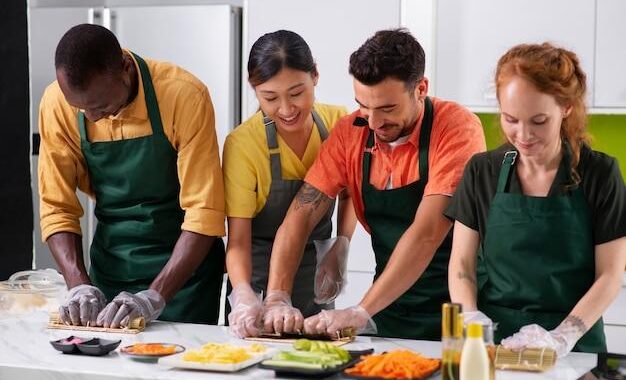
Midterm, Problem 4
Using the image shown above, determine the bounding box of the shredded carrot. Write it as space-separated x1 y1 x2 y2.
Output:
345 349 440 379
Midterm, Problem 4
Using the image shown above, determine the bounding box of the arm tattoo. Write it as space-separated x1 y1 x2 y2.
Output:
457 271 477 286
294 183 332 214
561 314 588 335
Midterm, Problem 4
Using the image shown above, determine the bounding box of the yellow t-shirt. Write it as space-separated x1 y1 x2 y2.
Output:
223 103 347 218
38 51 225 241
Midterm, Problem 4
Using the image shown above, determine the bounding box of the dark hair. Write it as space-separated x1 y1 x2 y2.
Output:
54 24 124 90
496 42 590 186
349 28 425 90
247 30 317 87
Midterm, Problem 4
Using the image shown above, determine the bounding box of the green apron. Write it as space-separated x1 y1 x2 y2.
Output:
361 97 451 340
79 52 225 324
479 149 606 352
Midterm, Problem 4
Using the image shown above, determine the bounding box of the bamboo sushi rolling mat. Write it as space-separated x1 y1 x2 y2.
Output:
494 345 557 372
47 312 145 334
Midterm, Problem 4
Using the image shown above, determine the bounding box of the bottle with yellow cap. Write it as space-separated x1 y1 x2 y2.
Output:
441 303 463 380
460 322 490 380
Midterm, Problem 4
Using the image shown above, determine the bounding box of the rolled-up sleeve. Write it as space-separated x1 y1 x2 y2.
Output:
174 86 226 237
38 84 91 241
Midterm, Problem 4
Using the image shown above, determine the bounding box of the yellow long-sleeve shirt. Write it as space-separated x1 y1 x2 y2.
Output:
223 103 347 218
38 52 225 241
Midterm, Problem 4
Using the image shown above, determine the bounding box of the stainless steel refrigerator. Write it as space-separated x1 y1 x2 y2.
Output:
29 4 241 270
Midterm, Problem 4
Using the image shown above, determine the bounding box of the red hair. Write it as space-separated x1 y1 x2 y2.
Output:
495 42 591 185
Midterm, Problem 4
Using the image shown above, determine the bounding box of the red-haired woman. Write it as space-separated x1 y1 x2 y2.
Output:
446 43 626 356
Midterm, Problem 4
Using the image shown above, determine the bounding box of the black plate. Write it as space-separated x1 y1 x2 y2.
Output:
50 336 89 354
50 336 121 356
259 350 372 379
76 338 121 356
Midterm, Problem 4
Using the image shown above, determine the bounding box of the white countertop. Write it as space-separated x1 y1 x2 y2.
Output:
0 312 597 380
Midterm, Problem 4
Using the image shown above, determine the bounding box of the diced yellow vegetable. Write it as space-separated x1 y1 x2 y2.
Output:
182 342 266 364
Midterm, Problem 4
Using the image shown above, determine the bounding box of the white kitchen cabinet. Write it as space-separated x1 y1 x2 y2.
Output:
346 223 376 273
604 285 626 326
594 0 626 108
433 0 595 110
605 325 626 354
335 270 375 309
603 284 626 354
243 0 402 118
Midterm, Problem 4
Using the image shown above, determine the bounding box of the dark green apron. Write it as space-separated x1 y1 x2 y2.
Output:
479 149 606 352
79 52 225 324
361 97 451 340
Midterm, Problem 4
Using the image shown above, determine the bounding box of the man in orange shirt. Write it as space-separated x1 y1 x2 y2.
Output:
38 25 225 327
262 29 486 339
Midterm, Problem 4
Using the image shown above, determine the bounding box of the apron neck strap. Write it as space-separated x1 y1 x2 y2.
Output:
262 108 329 180
311 109 329 140
262 114 279 150
417 97 433 181
78 52 164 141
131 52 165 137
78 112 88 142
363 96 434 182
497 150 518 193
263 109 329 147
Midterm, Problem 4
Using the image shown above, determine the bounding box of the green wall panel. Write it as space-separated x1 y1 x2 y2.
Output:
476 113 626 180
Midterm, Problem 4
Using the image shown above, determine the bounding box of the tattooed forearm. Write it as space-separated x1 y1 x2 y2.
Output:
560 314 588 335
457 271 477 286
294 183 333 214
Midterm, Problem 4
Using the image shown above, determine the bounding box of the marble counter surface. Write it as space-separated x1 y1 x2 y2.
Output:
0 312 596 379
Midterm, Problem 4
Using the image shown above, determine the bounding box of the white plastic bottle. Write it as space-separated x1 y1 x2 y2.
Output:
460 322 490 380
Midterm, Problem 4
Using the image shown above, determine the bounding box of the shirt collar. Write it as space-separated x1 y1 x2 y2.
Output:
371 105 425 151
108 49 148 122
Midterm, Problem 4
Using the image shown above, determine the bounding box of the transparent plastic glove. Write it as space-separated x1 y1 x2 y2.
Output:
313 236 349 304
227 283 263 338
548 320 585 357
262 290 304 334
96 289 165 328
303 305 377 337
59 284 107 326
501 322 582 358
462 310 493 326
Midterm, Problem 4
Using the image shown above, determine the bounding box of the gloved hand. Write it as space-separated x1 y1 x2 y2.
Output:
227 283 263 338
501 322 583 358
96 289 165 328
313 236 349 304
262 290 304 335
462 310 493 326
59 284 107 326
303 305 377 337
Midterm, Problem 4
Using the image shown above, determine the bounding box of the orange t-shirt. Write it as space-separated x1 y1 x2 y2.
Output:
305 97 486 231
